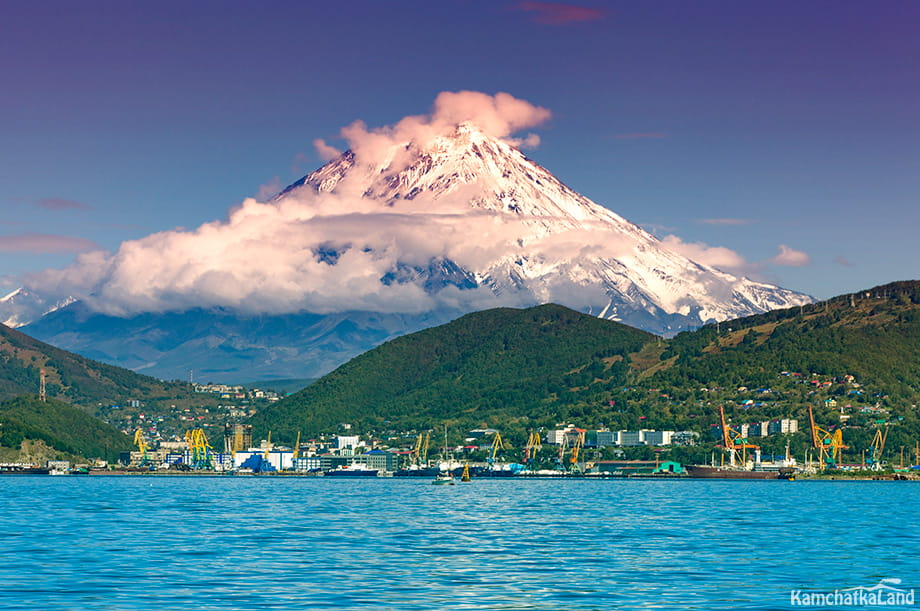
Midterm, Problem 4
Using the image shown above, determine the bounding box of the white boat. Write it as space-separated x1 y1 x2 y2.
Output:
432 472 455 485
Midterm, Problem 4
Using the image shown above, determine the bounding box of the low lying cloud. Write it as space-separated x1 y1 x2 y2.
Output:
662 235 811 278
661 235 749 273
0 233 99 254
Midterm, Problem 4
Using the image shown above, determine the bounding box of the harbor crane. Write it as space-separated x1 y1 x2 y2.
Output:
570 430 586 468
866 427 888 469
718 405 760 467
412 432 430 466
808 406 847 468
523 432 541 464
185 428 214 470
488 432 506 466
133 429 149 466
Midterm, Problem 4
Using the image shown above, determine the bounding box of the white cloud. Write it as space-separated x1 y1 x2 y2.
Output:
660 235 749 273
770 244 811 267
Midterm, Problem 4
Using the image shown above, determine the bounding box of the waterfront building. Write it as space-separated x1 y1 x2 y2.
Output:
642 430 674 446
362 449 398 472
768 419 798 435
595 430 619 448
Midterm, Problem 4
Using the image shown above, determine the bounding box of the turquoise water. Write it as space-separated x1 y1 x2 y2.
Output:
1 477 918 610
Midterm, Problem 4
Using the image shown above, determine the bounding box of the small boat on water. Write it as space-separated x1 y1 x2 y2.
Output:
324 464 379 477
432 472 455 485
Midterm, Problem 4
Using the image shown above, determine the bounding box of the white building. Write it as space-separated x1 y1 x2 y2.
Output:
336 435 361 450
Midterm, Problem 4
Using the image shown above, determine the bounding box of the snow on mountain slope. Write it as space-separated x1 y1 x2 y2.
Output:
278 121 810 333
0 288 75 328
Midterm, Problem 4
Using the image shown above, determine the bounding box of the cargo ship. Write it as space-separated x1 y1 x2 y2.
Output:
0 464 51 475
685 464 795 480
687 406 798 480
323 464 379 477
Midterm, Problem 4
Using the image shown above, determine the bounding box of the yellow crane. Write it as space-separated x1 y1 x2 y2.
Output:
292 431 301 462
523 432 541 463
185 428 213 470
867 427 888 469
488 432 505 466
719 405 759 467
570 430 586 468
413 432 430 466
133 429 149 466
808 406 847 468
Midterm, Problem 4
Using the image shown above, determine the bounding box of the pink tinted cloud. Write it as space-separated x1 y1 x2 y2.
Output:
661 235 748 272
36 198 91 211
0 233 100 254
615 133 668 140
336 91 551 168
312 139 342 162
516 2 606 25
770 244 811 267
833 255 854 267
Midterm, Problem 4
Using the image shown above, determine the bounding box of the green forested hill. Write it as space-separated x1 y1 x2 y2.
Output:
606 280 920 458
249 304 653 440
0 322 226 435
654 280 920 396
251 282 920 463
0 395 132 460
0 321 188 404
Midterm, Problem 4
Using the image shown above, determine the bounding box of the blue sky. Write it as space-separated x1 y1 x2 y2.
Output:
1 0 917 300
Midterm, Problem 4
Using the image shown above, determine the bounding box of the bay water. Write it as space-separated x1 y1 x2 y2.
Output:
1 476 918 610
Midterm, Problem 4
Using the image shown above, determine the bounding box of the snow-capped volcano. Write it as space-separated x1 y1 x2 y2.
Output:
276 121 810 332
14 91 812 380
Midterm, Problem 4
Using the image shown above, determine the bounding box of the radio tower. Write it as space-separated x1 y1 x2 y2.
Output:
39 369 46 402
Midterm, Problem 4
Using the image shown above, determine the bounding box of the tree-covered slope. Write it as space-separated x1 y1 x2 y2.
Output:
0 395 132 460
249 304 654 440
0 321 197 405
652 280 920 397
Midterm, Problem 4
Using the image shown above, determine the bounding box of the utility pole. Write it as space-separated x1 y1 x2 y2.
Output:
39 369 46 402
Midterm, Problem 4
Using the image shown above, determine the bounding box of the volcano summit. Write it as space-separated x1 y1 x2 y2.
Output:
13 91 810 381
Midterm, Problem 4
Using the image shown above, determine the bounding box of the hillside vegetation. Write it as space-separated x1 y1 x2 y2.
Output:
0 395 132 461
251 282 920 463
0 322 226 434
249 304 653 440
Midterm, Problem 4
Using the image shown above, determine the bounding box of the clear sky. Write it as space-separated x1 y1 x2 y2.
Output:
1 0 917 300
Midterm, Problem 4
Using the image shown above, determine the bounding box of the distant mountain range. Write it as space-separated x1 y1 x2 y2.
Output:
6 121 810 381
